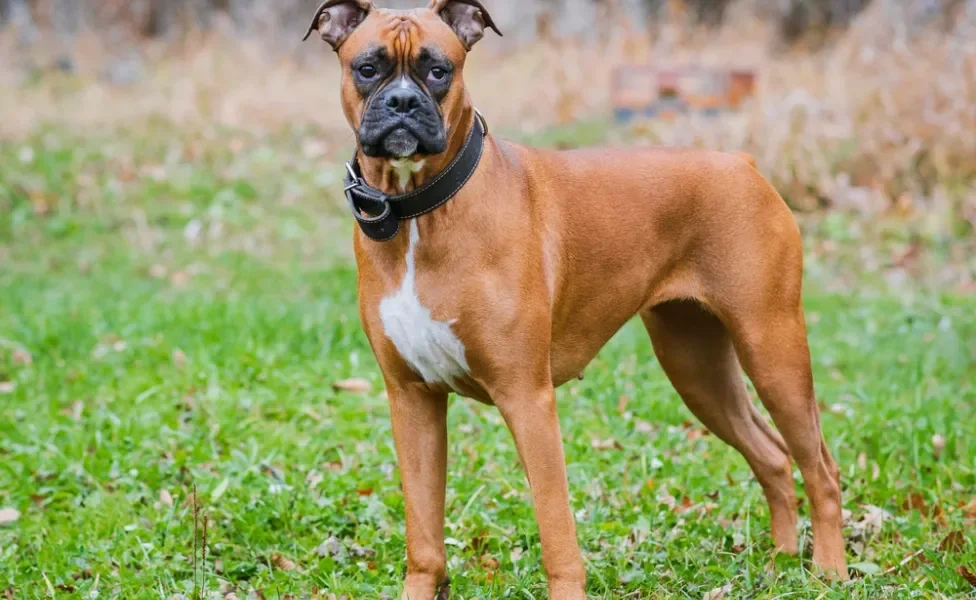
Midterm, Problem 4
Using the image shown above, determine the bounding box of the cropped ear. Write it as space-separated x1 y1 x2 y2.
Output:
428 0 503 50
303 0 373 49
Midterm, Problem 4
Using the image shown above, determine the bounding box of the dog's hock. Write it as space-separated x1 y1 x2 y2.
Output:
429 0 503 50
303 0 374 48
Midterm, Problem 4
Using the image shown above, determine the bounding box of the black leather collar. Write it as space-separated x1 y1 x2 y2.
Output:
343 111 488 242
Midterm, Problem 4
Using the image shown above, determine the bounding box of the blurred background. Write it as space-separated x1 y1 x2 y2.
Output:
1 0 974 290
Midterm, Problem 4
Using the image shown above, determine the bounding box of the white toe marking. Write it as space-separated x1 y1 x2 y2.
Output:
379 221 469 384
389 159 426 193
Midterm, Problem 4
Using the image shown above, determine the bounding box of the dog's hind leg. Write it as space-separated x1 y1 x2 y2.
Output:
725 303 849 580
641 300 800 555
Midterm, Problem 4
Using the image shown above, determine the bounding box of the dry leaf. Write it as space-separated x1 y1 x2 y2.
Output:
617 395 630 414
0 508 20 524
356 487 374 497
850 505 893 540
958 566 976 588
0 382 14 394
901 492 929 515
480 554 499 569
159 489 174 506
938 531 965 553
703 583 732 600
932 434 945 460
961 497 976 519
332 378 371 394
591 438 623 450
635 420 653 433
172 349 187 366
316 537 344 559
349 543 375 558
59 400 83 422
12 348 32 366
271 554 298 571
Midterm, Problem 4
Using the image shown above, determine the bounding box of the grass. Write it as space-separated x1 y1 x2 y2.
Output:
1 123 975 600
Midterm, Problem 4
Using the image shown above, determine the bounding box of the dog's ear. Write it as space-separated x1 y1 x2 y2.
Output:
428 0 503 50
303 0 373 49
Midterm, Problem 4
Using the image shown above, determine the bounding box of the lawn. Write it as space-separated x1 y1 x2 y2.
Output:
1 124 975 599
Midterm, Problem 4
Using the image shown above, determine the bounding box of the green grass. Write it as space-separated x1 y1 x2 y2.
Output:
1 125 975 599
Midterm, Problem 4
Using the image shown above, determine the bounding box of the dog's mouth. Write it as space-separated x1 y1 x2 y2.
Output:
381 127 420 158
359 115 447 159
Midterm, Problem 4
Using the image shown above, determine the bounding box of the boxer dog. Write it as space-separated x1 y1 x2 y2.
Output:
304 1 848 597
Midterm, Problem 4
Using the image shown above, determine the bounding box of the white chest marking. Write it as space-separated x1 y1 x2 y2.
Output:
379 221 469 384
389 159 426 193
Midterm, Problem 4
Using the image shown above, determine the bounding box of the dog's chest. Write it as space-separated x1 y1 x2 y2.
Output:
378 221 469 384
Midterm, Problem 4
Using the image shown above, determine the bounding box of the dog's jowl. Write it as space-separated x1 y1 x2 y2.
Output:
305 1 849 597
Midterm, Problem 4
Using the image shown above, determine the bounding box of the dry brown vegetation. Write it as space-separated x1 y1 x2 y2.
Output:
2 0 974 289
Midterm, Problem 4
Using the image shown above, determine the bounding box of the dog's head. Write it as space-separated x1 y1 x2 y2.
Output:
304 0 501 159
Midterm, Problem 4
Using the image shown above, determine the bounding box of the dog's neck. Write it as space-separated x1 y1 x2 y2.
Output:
357 104 478 196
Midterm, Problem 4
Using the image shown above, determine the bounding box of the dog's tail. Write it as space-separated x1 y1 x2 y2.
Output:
732 151 758 170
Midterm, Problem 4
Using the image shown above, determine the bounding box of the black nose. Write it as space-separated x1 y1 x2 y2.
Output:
385 89 422 114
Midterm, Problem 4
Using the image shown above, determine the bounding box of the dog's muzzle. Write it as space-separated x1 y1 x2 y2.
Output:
359 81 447 158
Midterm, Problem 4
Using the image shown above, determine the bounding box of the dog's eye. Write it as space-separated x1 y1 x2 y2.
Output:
429 67 448 82
357 65 377 78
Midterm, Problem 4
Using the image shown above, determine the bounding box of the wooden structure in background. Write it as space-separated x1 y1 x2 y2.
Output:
611 65 757 122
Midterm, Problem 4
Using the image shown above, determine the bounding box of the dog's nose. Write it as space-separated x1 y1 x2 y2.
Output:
385 89 422 114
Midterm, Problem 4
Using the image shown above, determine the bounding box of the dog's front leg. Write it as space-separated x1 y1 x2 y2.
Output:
496 385 587 600
388 382 450 600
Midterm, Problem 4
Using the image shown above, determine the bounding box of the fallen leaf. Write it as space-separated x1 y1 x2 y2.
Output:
961 497 976 519
316 536 344 559
271 554 298 571
261 464 285 482
857 452 867 470
617 395 630 414
958 566 976 588
938 531 965 553
159 489 174 506
12 348 31 366
590 438 622 451
703 583 732 600
54 584 75 593
634 420 653 434
332 378 371 393
172 349 187 366
480 554 499 569
59 400 83 422
356 487 374 497
349 543 375 558
0 508 20 524
850 505 892 540
306 470 323 488
901 492 929 515
468 531 489 553
932 434 945 460
0 382 14 394
3 589 11 600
